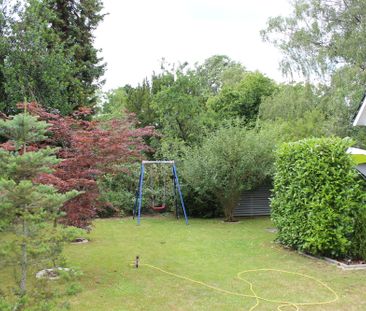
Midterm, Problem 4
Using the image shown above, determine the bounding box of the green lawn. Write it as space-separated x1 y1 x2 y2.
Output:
61 216 365 311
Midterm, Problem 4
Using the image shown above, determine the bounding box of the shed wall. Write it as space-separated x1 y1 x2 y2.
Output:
233 184 271 217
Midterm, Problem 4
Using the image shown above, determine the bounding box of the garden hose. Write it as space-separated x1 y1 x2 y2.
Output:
130 262 339 311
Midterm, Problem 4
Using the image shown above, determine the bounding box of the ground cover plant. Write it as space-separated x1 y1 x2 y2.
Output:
271 137 366 260
2 217 365 311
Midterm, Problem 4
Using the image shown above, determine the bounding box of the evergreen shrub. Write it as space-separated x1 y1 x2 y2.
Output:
271 137 366 259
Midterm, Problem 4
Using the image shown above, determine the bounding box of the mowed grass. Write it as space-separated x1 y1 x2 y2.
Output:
61 216 366 311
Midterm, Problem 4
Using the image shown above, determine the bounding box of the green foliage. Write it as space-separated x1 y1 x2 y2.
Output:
3 268 83 311
352 207 366 260
46 0 106 109
117 57 280 178
258 82 352 142
271 137 366 259
99 87 128 120
0 0 105 114
261 0 366 147
259 83 318 122
62 226 87 242
98 163 180 216
97 163 140 216
0 113 49 146
122 56 257 147
0 148 59 182
258 106 340 146
124 80 154 126
181 121 276 220
196 55 246 94
152 70 207 144
2 0 75 114
0 0 15 108
0 295 12 311
207 71 276 122
65 282 83 296
0 111 79 306
261 0 366 78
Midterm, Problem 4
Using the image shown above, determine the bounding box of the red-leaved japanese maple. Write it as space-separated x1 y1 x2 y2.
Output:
17 102 154 228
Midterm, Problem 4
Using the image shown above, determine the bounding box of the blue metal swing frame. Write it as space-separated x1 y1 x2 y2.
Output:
133 160 189 225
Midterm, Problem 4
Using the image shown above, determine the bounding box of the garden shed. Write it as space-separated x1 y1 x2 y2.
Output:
353 93 366 126
233 182 271 217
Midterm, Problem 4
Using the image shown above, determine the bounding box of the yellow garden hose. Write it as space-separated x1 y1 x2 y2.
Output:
133 262 339 311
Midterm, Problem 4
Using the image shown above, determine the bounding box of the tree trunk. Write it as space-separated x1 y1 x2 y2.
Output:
20 220 28 296
223 192 241 222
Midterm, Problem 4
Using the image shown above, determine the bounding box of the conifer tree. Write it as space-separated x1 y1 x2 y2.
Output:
0 107 78 301
0 0 105 114
47 0 106 108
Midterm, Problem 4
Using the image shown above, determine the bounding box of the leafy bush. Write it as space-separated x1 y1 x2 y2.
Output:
351 205 366 260
97 163 140 216
63 226 88 242
271 137 366 259
181 121 276 220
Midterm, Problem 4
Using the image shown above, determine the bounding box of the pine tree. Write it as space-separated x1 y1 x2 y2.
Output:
0 0 105 115
1 0 77 115
0 107 78 301
0 2 6 108
47 0 106 108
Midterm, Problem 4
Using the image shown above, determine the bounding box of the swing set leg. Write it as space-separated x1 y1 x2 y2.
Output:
133 190 138 219
137 164 145 225
173 164 188 225
133 169 143 219
173 176 179 219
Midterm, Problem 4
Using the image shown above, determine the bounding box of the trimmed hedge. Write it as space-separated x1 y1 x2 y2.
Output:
271 137 366 259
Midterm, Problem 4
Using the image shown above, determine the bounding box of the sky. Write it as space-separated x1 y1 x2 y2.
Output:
94 0 292 91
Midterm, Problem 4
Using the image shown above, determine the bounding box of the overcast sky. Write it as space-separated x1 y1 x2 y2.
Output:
95 0 292 91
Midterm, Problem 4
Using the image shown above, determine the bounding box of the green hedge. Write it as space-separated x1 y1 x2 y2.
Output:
271 137 366 259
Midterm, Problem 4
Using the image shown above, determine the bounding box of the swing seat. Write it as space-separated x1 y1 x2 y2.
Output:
151 204 166 211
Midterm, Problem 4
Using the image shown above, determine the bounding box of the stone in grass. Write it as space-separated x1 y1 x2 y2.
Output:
265 228 278 233
323 257 366 271
36 267 70 280
71 237 89 244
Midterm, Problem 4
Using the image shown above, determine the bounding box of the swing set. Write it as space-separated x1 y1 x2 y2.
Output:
133 161 188 225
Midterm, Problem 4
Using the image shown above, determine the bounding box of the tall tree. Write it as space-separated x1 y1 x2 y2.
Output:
261 0 366 144
207 71 276 122
99 87 128 120
196 55 246 94
259 83 319 122
0 1 11 110
47 0 106 108
124 79 154 126
152 69 206 144
0 0 105 115
261 0 366 78
2 0 76 114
